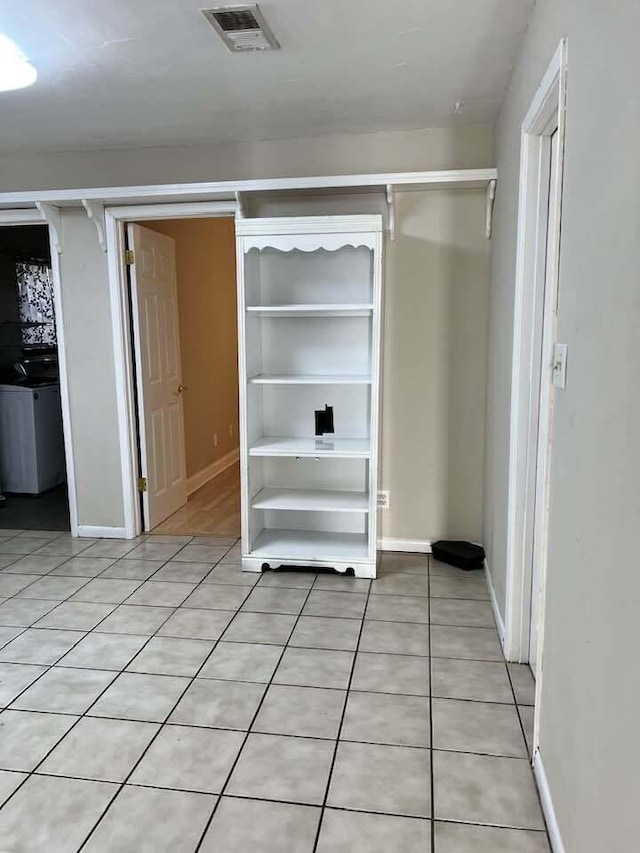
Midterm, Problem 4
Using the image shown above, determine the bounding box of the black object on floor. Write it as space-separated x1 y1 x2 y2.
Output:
432 540 485 571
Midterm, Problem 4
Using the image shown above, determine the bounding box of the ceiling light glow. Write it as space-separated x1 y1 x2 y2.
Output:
0 35 37 92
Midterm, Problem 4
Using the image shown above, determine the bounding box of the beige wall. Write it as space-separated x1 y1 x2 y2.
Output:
382 190 489 542
0 125 493 192
59 209 125 529
485 1 640 850
142 217 238 481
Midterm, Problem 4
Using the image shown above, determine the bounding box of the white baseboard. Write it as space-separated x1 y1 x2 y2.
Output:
377 538 431 553
77 525 129 539
533 750 565 853
187 448 240 496
484 557 506 649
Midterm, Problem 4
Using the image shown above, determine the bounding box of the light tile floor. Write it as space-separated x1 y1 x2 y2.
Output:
0 529 549 852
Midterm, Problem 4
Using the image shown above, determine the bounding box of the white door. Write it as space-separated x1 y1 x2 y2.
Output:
128 223 187 530
529 128 561 675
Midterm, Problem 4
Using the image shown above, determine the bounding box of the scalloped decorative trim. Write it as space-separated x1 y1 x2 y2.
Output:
243 235 377 252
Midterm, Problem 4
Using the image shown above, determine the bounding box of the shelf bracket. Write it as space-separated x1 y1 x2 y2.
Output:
385 184 396 241
35 202 63 254
485 178 497 239
81 200 107 252
235 191 246 219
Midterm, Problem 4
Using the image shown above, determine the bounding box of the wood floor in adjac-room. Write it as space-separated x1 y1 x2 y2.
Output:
151 464 241 538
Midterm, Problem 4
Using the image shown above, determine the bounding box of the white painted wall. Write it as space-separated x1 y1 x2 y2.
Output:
484 1 640 850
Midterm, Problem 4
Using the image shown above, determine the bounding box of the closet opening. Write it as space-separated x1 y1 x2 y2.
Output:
0 225 70 531
124 215 239 538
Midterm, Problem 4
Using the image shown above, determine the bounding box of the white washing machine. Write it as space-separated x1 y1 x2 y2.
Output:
0 383 66 494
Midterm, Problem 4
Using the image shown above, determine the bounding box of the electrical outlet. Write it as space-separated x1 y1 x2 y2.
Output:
377 490 390 510
229 424 234 437
213 433 218 448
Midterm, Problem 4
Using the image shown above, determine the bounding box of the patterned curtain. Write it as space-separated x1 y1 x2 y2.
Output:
15 262 56 345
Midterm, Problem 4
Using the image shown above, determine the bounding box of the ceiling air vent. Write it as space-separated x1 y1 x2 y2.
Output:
202 5 280 52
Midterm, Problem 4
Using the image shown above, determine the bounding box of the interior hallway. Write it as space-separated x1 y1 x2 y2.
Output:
151 465 240 538
0 530 547 851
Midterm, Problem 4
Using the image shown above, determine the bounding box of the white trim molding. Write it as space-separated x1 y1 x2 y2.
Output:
106 201 238 222
0 209 42 225
533 750 566 853
0 210 80 539
77 525 130 539
105 200 239 537
0 168 497 209
504 38 568 663
377 538 431 553
105 210 140 539
484 558 506 648
187 448 240 496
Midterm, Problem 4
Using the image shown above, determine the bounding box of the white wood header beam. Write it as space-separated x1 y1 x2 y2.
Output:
0 208 43 225
0 168 497 210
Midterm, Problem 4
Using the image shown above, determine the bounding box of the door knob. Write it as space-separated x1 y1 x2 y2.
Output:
177 384 188 394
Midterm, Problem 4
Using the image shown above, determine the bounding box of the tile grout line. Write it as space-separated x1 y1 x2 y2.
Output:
8 769 553 834
74 539 246 850
2 703 540 760
4 671 520 705
428 552 436 852
310 575 373 852
191 570 321 853
504 663 534 761
0 537 238 820
0 539 195 708
60 539 241 847
1 544 541 847
0 581 188 814
502 629 552 849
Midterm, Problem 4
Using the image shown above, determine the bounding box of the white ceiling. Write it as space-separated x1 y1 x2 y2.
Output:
0 0 533 154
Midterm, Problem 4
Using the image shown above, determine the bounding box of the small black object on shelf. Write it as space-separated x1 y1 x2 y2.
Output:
432 540 485 572
314 404 334 437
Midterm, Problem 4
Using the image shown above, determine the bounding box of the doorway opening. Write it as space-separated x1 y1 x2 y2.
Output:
0 225 70 531
125 215 239 537
504 39 567 756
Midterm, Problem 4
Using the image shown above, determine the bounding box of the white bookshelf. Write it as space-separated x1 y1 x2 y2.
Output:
251 488 370 513
248 374 372 385
248 437 371 458
246 304 374 317
235 215 383 579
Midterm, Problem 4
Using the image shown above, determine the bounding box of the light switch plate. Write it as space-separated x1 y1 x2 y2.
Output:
552 343 568 389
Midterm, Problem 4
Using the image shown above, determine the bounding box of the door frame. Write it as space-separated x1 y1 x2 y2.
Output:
0 209 79 536
105 201 238 538
504 39 567 679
